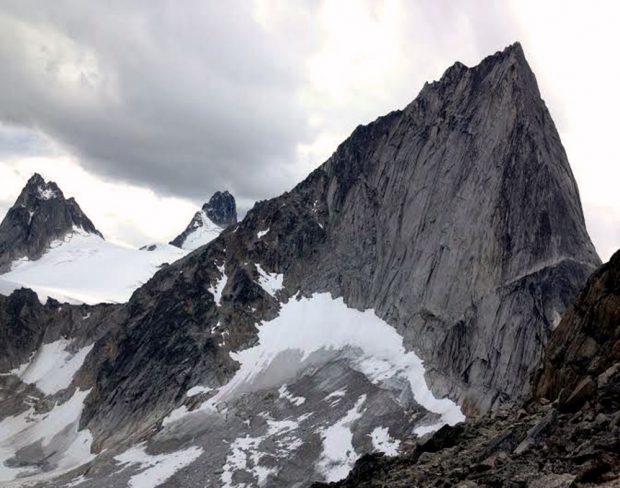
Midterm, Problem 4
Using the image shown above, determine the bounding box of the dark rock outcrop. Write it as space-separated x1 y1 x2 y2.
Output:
312 250 620 487
0 173 103 272
204 190 237 227
170 190 237 249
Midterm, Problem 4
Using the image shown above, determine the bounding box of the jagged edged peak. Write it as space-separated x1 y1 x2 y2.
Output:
20 173 64 203
202 190 237 227
6 173 103 239
421 41 534 95
169 189 236 249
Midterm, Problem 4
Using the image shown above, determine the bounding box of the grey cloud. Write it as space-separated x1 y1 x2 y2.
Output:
0 1 318 203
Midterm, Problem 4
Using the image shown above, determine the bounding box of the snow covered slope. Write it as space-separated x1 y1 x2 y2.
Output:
169 191 237 250
176 210 225 251
0 229 187 304
154 293 464 485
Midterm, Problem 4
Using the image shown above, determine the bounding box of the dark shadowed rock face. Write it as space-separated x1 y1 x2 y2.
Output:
170 190 237 248
204 190 237 227
0 173 103 272
314 251 620 487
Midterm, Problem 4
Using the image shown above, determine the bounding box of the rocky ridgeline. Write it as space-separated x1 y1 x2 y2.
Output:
0 173 102 272
313 250 620 487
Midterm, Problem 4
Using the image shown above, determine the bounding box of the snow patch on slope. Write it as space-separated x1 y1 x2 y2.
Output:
317 395 366 482
0 230 187 304
186 385 213 397
221 415 306 487
37 186 58 200
256 264 283 296
209 264 227 305
195 294 463 430
10 338 93 395
181 211 224 251
115 444 203 488
278 384 306 406
0 389 94 482
370 426 400 456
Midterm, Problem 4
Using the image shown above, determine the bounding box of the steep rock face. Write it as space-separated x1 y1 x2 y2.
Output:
0 174 102 273
170 190 237 249
315 250 620 487
204 190 237 226
286 42 599 410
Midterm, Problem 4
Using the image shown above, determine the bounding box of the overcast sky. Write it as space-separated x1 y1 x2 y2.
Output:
0 0 618 260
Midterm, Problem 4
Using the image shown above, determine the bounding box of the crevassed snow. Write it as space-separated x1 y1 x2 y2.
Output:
194 294 463 431
317 395 366 482
181 211 224 251
0 230 187 304
370 426 400 456
10 338 93 395
208 264 227 304
256 264 283 296
0 389 94 482
278 384 306 406
115 444 203 488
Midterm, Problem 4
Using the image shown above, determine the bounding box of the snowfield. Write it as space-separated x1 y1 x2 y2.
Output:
163 293 464 483
180 211 224 251
196 294 464 427
9 338 93 395
0 389 94 483
0 230 187 304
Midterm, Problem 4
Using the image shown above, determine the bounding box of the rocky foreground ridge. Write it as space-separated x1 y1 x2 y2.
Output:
314 250 620 487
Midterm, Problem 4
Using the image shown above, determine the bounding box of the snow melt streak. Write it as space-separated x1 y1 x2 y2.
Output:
115 444 203 488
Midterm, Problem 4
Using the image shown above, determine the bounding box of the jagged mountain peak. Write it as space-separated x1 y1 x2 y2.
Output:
202 190 237 227
170 190 237 250
17 172 64 205
0 173 103 272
